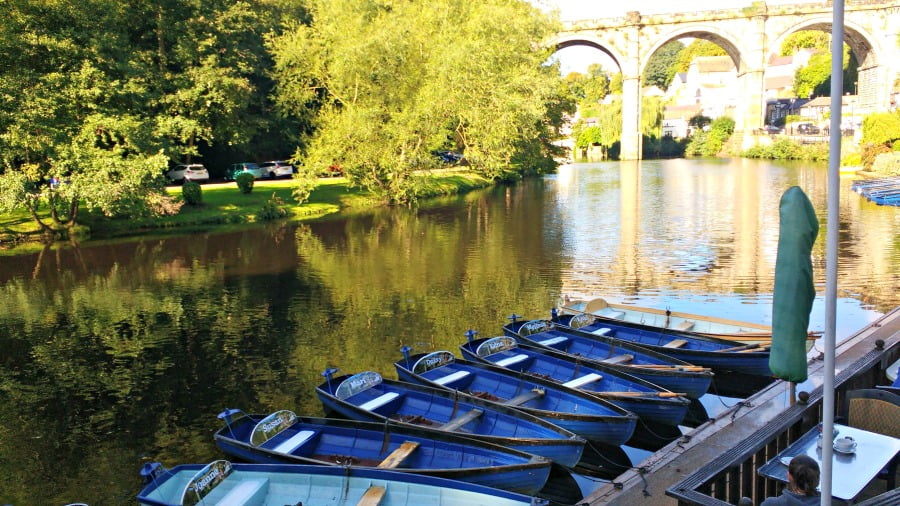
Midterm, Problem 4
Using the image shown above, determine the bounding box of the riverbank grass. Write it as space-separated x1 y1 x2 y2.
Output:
1 170 491 249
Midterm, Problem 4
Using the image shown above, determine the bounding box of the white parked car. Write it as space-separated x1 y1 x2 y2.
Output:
259 160 294 179
227 162 266 180
166 164 210 184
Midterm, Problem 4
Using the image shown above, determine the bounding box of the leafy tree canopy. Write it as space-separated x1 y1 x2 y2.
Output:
269 0 567 201
780 31 830 56
0 0 303 235
674 40 727 73
644 40 684 90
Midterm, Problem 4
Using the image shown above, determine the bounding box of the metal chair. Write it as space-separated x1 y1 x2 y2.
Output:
841 388 900 489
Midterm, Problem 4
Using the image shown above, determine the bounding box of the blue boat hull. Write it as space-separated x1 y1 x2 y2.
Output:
504 319 714 399
137 462 546 506
394 351 637 446
316 372 586 468
214 413 552 496
459 338 690 426
554 313 773 376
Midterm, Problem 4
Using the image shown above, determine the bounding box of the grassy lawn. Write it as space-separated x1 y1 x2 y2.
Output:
1 170 490 250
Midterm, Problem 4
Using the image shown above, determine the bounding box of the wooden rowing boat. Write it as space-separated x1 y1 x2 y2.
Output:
394 347 638 446
213 409 551 496
315 369 586 468
560 297 820 343
458 334 691 426
503 316 714 399
552 312 774 376
137 460 546 506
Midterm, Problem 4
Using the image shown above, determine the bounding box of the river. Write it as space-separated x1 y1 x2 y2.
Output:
0 158 897 504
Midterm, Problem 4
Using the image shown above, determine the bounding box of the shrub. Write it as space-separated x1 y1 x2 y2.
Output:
841 152 862 167
292 166 318 203
259 193 288 220
236 172 255 194
871 152 900 176
861 112 900 146
860 143 892 170
182 181 202 205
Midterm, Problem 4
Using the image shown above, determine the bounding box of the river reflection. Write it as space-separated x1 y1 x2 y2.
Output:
0 159 896 504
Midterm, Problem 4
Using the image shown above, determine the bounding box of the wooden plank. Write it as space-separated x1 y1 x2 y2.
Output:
357 485 387 506
504 388 545 407
662 339 688 348
377 441 419 469
602 354 634 364
439 409 483 431
673 320 695 331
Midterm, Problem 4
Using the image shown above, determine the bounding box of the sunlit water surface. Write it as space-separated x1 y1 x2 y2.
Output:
1 158 897 503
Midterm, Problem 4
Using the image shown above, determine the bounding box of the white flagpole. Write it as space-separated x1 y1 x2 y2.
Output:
821 1 844 504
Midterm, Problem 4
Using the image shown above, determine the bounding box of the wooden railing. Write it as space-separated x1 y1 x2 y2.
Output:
667 338 899 505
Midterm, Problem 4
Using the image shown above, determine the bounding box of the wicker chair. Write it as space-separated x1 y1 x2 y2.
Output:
842 389 900 489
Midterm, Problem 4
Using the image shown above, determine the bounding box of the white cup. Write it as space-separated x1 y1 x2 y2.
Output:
835 436 856 452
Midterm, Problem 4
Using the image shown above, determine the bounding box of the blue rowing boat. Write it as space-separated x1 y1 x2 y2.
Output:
393 347 638 446
553 311 773 376
503 316 713 399
459 333 691 426
213 408 552 495
137 460 547 506
315 369 586 467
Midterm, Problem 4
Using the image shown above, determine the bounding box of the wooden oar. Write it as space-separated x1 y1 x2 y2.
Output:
718 341 770 353
628 364 710 372
738 344 771 353
600 391 686 398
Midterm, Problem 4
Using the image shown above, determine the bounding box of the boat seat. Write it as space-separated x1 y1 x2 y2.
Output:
433 370 469 386
602 354 633 364
663 339 688 348
597 309 626 320
673 321 695 331
439 409 484 431
539 336 568 346
494 354 528 367
504 388 545 407
357 485 387 506
359 392 400 411
270 430 316 454
213 479 268 506
562 373 603 389
377 441 420 469
591 328 612 336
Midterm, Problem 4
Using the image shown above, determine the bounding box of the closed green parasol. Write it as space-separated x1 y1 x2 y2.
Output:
769 186 819 382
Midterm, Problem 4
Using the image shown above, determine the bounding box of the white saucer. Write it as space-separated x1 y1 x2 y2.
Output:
833 443 856 454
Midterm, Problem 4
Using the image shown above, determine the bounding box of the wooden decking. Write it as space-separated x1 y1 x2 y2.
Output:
583 306 900 505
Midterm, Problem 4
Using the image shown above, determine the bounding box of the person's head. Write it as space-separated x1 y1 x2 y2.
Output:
787 455 819 495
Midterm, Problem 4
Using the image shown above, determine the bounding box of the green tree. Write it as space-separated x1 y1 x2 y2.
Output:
641 96 667 138
674 40 727 72
582 64 610 105
0 0 305 234
780 31 830 56
644 40 684 90
609 73 623 95
793 46 856 98
269 0 564 202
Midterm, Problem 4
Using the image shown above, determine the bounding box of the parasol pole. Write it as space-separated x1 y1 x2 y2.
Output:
821 1 845 504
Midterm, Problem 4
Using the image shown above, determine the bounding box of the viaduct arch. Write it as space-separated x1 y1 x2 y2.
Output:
551 1 900 160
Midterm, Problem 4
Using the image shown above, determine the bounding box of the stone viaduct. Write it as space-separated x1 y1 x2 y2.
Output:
551 1 900 159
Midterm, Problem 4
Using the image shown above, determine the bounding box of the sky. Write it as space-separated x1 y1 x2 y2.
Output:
535 1 803 74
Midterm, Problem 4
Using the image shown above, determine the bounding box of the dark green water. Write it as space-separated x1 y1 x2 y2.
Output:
1 159 896 504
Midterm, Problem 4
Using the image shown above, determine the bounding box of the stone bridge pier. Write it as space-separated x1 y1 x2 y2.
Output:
551 1 900 160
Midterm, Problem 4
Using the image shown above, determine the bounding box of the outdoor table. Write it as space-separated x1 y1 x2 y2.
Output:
757 424 900 502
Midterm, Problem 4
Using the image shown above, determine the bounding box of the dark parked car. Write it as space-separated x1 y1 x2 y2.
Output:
796 123 820 135
763 125 783 135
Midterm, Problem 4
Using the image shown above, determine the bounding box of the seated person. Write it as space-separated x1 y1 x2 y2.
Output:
761 455 820 505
